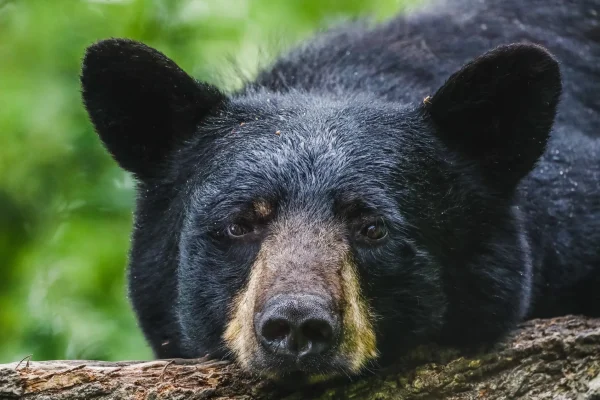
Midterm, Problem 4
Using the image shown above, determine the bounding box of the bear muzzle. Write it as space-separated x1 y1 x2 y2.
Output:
255 293 340 364
223 216 378 378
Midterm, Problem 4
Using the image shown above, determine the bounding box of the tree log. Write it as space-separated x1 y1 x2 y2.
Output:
2 316 600 399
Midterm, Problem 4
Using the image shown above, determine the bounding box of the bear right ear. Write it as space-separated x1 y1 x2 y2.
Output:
81 38 227 180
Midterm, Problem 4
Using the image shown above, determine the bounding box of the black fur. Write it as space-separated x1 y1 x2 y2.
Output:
81 39 226 179
81 0 600 375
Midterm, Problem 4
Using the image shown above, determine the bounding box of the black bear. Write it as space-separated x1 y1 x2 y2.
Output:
80 0 600 380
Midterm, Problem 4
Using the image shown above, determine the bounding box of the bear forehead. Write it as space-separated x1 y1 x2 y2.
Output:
180 95 423 215
203 128 399 200
187 128 404 221
224 91 411 142
209 97 411 175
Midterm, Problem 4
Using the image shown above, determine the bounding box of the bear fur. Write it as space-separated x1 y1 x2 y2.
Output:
80 0 600 378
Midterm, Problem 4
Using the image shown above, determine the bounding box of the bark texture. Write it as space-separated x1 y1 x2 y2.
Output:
1 316 600 400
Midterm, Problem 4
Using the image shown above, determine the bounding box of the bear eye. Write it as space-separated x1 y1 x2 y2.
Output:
227 223 252 238
359 220 388 242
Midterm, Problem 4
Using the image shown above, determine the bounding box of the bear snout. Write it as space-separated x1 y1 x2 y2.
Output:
255 293 340 363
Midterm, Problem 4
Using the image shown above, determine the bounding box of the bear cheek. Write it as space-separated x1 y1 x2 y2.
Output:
222 217 378 374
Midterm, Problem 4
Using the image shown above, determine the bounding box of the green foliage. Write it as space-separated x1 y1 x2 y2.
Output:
0 0 410 362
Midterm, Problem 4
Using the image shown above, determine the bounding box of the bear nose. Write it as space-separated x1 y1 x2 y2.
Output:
256 294 339 359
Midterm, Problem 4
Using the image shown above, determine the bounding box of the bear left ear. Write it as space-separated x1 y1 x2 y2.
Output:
424 43 562 192
81 38 227 180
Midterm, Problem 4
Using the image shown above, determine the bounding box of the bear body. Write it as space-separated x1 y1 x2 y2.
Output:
81 0 600 378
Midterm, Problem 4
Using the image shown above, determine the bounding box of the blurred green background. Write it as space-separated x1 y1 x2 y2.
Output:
0 0 411 363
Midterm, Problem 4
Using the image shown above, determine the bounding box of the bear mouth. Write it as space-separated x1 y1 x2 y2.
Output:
245 346 365 381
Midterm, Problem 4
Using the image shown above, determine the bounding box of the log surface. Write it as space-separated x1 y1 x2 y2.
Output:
2 316 600 399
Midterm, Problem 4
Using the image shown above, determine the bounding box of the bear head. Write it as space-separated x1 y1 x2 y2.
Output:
80 38 561 379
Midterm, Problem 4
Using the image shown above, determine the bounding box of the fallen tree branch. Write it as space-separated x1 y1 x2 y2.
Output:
2 316 600 399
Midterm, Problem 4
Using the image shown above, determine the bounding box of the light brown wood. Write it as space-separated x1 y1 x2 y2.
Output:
2 316 600 399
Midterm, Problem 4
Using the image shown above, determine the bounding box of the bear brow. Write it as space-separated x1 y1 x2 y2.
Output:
253 200 274 219
333 192 382 218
